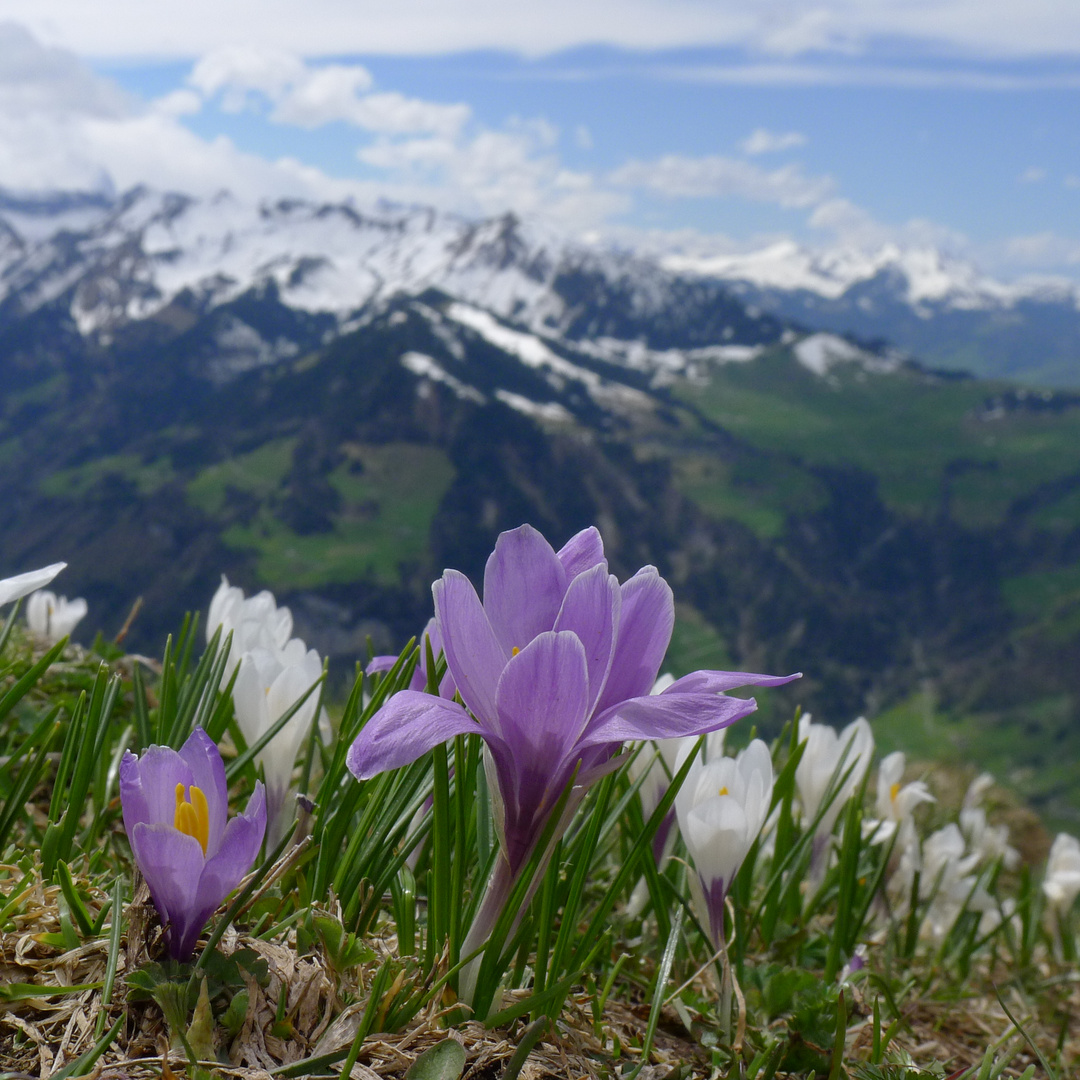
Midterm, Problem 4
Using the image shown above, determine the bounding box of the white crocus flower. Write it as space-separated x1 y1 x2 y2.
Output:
232 639 324 848
866 751 934 845
960 773 1020 871
207 576 293 686
1043 833 1080 916
26 590 88 644
624 675 703 916
675 739 774 947
0 563 66 607
795 715 875 842
919 823 992 941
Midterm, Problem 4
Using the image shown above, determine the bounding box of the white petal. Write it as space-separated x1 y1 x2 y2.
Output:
0 563 66 607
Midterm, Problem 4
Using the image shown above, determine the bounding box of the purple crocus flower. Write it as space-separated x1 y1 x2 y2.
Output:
120 727 266 961
348 524 798 953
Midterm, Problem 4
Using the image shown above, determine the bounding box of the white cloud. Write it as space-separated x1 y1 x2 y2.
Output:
664 61 1080 91
358 120 628 227
741 128 808 155
189 45 313 108
189 46 468 137
1065 175 1080 189
0 25 618 228
610 154 833 208
152 88 203 117
0 29 358 200
808 197 968 251
10 1 1080 62
1019 166 1046 183
308 90 469 137
0 22 129 117
999 231 1080 268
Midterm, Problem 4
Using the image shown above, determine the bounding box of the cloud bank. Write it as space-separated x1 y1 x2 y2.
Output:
6 0 1080 62
0 21 1076 282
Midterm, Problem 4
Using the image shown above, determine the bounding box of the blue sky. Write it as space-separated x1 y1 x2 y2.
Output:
1 2 1079 279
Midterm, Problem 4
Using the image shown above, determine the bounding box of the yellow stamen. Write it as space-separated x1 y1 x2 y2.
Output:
512 646 520 656
890 781 901 805
174 782 210 855
718 785 729 797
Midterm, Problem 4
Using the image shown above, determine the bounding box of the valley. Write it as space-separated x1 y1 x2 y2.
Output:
0 186 1079 828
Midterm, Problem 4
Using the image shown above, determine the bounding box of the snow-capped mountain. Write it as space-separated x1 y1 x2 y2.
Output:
664 241 1080 386
1 182 1076 387
0 185 782 364
662 241 1043 309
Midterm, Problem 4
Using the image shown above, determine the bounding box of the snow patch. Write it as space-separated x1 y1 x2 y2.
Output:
400 351 486 403
445 302 602 391
494 389 573 423
793 333 899 377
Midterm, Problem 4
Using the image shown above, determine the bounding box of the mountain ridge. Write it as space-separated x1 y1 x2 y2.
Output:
1 181 1075 387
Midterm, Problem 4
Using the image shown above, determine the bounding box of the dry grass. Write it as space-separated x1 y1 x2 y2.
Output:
2 851 1077 1080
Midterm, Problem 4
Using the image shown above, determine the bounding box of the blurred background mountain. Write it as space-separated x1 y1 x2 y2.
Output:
1 186 1078 828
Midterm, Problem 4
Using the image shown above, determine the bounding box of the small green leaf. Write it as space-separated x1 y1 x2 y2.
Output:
56 860 96 937
403 1038 466 1080
186 978 215 1061
220 989 249 1038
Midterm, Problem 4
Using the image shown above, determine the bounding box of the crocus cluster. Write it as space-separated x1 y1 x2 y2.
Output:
120 727 266 960
883 771 1019 941
208 577 326 847
348 524 798 954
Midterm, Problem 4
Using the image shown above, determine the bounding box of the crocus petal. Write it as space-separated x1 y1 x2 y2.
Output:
493 631 590 761
594 567 674 713
178 727 229 857
554 564 620 713
130 822 207 959
120 745 193 834
347 691 480 780
199 782 266 924
52 597 88 638
556 526 607 578
262 658 322 800
482 525 567 653
0 563 66 607
685 797 750 892
664 670 802 695
434 569 506 721
207 576 239 639
580 691 757 749
366 655 400 675
232 650 275 749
